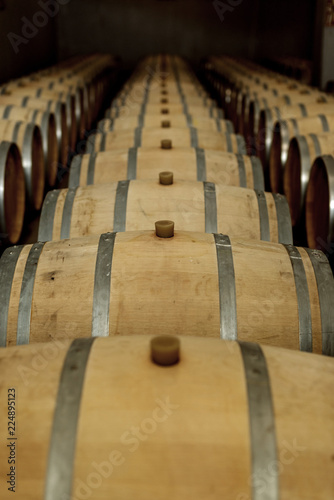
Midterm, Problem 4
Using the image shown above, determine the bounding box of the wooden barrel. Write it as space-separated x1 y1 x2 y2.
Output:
1 87 77 151
256 102 334 172
86 129 246 154
270 114 334 193
39 180 292 244
0 105 58 187
68 149 264 190
111 94 216 107
0 120 44 210
0 95 68 165
97 115 234 134
306 155 334 249
0 335 333 500
105 104 224 120
250 94 332 164
0 230 332 355
284 132 334 225
12 79 86 142
0 141 25 243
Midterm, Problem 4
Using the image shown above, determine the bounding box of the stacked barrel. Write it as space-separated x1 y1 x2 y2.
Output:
0 53 116 245
204 55 334 254
0 54 333 499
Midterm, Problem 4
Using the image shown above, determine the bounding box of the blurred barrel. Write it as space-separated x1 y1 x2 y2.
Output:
0 141 25 243
0 120 44 209
105 104 224 120
284 132 334 225
68 149 264 190
0 230 332 355
306 155 334 250
38 180 292 244
0 105 58 186
0 87 76 151
254 100 334 168
270 114 334 193
86 129 246 154
0 95 68 165
97 115 234 133
0 335 333 499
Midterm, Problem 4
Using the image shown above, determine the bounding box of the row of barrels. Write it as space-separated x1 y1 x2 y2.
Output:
204 55 334 251
0 54 333 499
0 54 118 244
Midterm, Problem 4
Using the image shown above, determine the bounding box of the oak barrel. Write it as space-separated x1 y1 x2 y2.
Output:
105 104 224 120
0 120 44 210
0 230 332 355
0 105 58 186
86 128 246 154
38 180 292 244
0 335 333 499
284 132 334 225
68 149 264 190
97 115 234 134
306 154 334 249
0 95 68 165
0 141 25 243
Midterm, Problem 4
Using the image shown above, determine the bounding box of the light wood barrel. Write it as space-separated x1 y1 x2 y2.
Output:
250 94 332 164
112 94 216 107
39 180 292 244
68 149 264 190
256 102 334 172
0 335 333 500
12 79 86 142
306 155 334 249
0 95 68 165
0 141 25 243
97 115 234 134
0 120 44 210
284 132 334 225
270 114 334 193
1 87 77 151
105 104 224 120
0 105 58 187
86 128 246 154
0 230 332 355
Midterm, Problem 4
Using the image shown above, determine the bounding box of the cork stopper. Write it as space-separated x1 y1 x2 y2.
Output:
161 108 169 114
161 139 172 149
161 98 168 104
151 336 180 366
159 171 173 185
155 220 174 238
161 120 171 128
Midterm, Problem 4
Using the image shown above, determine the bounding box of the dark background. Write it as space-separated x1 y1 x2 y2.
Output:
0 0 330 85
